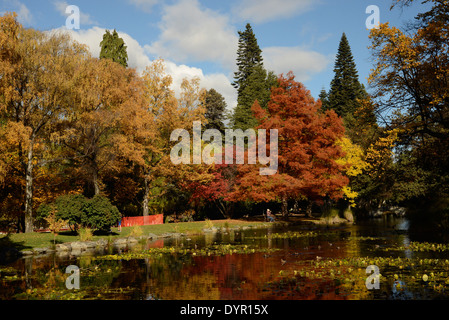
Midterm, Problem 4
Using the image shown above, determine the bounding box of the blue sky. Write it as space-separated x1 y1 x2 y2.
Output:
1 0 431 111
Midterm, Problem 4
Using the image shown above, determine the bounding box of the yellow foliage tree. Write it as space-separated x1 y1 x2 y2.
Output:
336 137 368 205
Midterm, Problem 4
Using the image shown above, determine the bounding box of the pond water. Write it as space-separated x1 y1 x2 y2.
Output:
2 217 449 300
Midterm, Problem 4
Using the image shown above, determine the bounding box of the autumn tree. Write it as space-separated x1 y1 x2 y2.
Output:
228 73 349 216
141 60 212 217
99 29 128 68
187 162 235 219
368 0 449 203
318 33 380 215
61 56 153 200
0 14 89 232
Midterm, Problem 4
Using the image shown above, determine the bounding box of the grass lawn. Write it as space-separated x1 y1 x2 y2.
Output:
0 219 271 251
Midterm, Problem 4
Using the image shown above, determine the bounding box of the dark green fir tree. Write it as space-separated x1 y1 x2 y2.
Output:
203 88 227 134
232 64 277 130
232 23 264 95
231 24 276 130
99 29 128 68
325 33 367 119
318 88 329 111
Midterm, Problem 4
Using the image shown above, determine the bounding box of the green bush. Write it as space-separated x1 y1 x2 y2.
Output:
82 195 121 232
36 194 87 231
35 203 54 229
55 194 87 231
37 194 121 233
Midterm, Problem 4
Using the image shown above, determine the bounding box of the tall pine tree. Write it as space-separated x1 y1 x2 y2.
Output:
99 29 128 68
231 24 276 130
232 23 263 95
324 33 367 119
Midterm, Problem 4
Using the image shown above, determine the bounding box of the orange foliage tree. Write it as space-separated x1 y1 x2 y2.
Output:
227 73 349 216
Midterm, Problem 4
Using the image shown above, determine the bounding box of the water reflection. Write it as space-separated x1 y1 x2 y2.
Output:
2 218 449 300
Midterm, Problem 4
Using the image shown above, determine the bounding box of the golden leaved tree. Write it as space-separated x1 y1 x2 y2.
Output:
141 60 213 216
60 56 154 199
1 13 88 232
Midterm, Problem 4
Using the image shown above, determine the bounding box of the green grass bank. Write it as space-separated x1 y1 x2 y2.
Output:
0 219 273 251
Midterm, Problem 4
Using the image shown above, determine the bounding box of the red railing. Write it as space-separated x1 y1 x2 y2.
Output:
121 214 164 227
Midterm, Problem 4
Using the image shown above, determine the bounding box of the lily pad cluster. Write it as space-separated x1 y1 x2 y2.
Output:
247 231 318 240
97 244 281 261
271 255 449 299
395 241 449 252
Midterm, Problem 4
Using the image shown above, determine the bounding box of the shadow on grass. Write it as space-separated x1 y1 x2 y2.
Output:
0 235 32 264
94 230 120 236
57 230 79 237
48 239 64 245
0 235 32 251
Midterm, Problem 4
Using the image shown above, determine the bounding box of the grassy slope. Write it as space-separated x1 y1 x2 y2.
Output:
0 220 271 251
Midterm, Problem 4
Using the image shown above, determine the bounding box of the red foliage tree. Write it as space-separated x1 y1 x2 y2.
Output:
184 147 237 219
227 72 349 216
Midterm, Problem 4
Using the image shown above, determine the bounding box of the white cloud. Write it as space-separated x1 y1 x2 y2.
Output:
263 46 330 82
146 0 238 70
16 1 31 25
164 61 237 111
51 26 151 73
128 0 159 13
53 0 98 26
1 0 32 25
47 26 237 111
233 0 317 24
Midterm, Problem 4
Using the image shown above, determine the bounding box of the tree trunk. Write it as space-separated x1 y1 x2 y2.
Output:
306 201 313 218
86 158 100 197
281 196 288 216
217 199 232 219
92 169 100 196
143 174 150 217
24 137 35 233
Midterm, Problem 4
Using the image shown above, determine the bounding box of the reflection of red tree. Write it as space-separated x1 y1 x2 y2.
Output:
146 239 164 249
182 252 349 300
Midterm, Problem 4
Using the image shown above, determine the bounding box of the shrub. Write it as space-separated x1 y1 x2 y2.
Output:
54 194 87 231
45 209 68 245
37 194 121 233
36 194 87 231
78 227 94 241
82 195 121 232
204 219 214 229
129 225 143 238
35 203 54 229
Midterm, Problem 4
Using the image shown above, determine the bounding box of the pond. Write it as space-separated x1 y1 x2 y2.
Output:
2 217 449 300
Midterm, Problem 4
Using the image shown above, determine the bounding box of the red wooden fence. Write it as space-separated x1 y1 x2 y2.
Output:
121 214 164 227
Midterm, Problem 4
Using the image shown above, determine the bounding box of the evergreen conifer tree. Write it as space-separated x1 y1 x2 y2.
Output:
203 88 227 134
231 24 276 130
99 29 128 68
325 33 366 119
319 88 329 111
232 64 277 130
232 23 263 96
